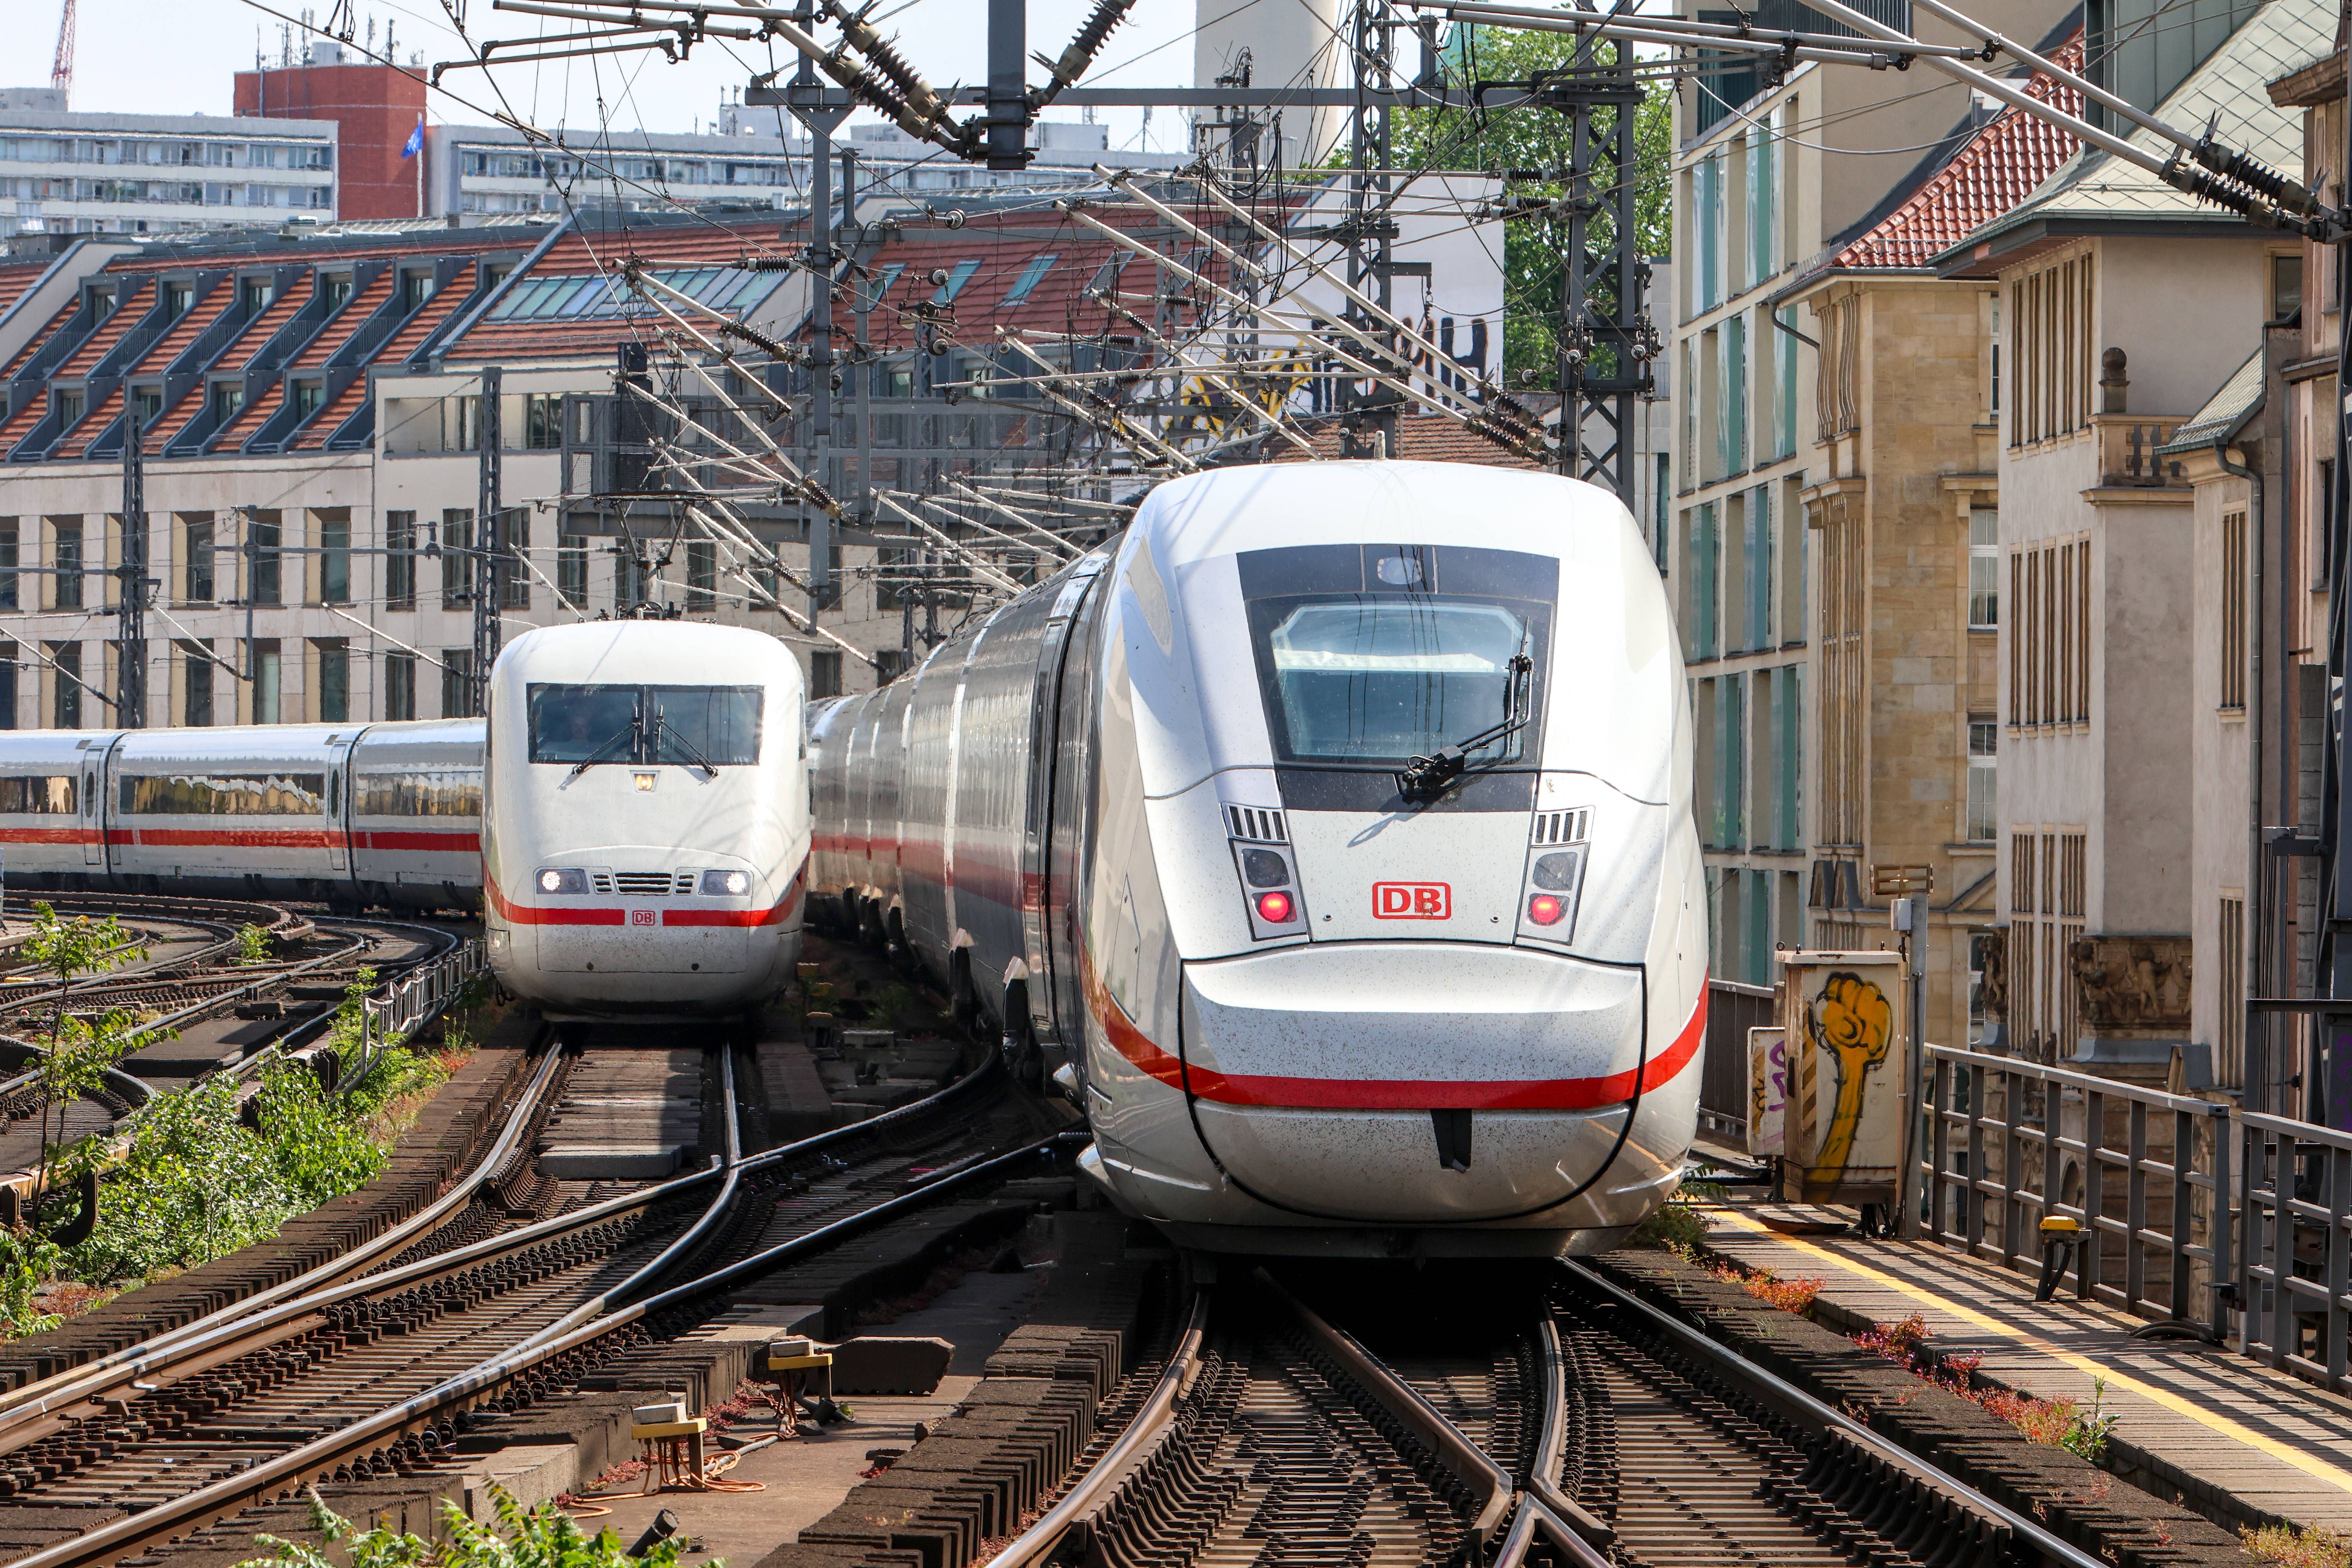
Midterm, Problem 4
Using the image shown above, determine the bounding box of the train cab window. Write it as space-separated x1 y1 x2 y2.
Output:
1240 544 1556 771
527 683 763 767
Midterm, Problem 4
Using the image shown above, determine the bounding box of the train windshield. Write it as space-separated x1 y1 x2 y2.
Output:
528 684 764 766
1239 544 1557 771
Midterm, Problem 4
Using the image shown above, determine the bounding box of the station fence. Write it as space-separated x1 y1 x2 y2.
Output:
347 940 486 1087
1911 1043 2352 1394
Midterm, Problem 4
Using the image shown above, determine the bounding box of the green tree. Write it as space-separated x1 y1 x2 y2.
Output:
20 904 144 1213
1393 26 1673 387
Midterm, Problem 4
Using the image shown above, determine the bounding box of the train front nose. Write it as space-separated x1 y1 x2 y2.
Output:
1176 944 1686 1227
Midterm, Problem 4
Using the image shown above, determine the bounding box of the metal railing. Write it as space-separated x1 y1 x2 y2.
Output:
1922 1045 2235 1334
2238 1109 2352 1388
1697 978 1775 1144
349 939 486 1087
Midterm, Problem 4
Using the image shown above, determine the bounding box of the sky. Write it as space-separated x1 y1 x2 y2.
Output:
0 0 1216 152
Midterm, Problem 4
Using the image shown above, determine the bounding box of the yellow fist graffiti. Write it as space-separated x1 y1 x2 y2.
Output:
1808 971 1892 1178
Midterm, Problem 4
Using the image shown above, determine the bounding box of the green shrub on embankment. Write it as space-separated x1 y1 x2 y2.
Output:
5 971 478 1325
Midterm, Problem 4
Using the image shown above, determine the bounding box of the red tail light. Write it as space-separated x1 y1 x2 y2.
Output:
1527 893 1565 926
1256 890 1295 924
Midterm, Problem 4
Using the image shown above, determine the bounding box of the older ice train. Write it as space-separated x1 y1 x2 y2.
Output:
0 622 807 1020
811 461 1706 1255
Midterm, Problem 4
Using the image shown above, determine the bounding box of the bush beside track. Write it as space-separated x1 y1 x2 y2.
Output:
0 1010 536 1390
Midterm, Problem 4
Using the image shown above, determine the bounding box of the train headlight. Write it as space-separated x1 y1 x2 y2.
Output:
1255 889 1295 924
537 868 588 895
1526 893 1565 926
701 869 751 897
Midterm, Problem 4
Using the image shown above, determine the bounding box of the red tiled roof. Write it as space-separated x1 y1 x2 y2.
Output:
1831 34 2084 270
373 279 473 365
1272 409 1545 470
53 280 154 379
443 199 1268 365
0 297 74 380
289 374 369 449
293 272 392 368
0 261 51 324
64 386 123 460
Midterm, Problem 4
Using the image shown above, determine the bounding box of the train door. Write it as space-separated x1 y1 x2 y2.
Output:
1038 560 1109 1073
78 744 104 867
325 736 354 874
1021 558 1107 1059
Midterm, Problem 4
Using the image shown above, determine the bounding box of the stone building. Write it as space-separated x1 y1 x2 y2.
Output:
1665 0 2060 987
1932 0 2319 1087
1779 40 2082 1051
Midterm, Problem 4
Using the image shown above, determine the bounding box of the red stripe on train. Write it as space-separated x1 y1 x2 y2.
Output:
1081 948 1707 1111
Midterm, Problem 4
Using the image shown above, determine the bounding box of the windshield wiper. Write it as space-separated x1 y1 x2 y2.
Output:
1395 653 1534 805
650 715 720 780
566 700 646 780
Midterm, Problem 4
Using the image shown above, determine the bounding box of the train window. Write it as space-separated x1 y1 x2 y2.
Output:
1250 598 1544 767
121 773 327 815
0 776 73 814
527 684 763 767
356 770 482 817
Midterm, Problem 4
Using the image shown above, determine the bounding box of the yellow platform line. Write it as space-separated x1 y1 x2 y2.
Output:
1711 1207 2352 1500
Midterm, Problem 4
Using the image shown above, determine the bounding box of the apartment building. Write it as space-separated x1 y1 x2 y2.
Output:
1933 0 2318 1087
1777 41 2082 1051
0 91 339 238
427 119 1184 220
1667 0 2057 986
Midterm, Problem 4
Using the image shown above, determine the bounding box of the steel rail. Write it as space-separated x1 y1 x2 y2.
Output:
1494 1314 1615 1568
0 1049 998 1445
977 1293 1212 1568
3 1129 1073 1568
1560 1259 2110 1568
1256 1269 1516 1541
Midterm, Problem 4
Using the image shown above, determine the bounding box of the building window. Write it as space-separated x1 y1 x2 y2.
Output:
1968 930 1994 1045
184 646 212 727
183 514 213 602
386 510 416 610
2221 507 2247 711
51 643 78 730
254 641 281 725
385 652 416 721
454 395 482 452
2218 893 2246 1088
2272 253 2303 321
441 508 473 608
318 510 350 604
317 642 348 724
1967 720 1997 842
687 539 715 612
2007 253 2095 447
249 511 281 605
52 518 81 611
558 534 588 609
500 509 530 610
1968 507 1999 629
0 522 17 612
809 649 842 699
441 650 474 719
524 393 562 450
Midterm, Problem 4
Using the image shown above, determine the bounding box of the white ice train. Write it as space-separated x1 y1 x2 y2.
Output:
811 461 1707 1256
0 719 483 911
481 622 809 1018
0 622 808 1021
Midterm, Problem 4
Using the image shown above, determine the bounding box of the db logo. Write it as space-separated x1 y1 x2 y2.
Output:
1373 882 1451 920
630 909 656 927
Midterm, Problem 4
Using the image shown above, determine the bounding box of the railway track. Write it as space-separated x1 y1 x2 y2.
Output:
987 1261 2115 1568
0 1026 1065 1568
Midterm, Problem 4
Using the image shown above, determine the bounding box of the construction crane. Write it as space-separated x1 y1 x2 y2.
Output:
49 0 75 102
